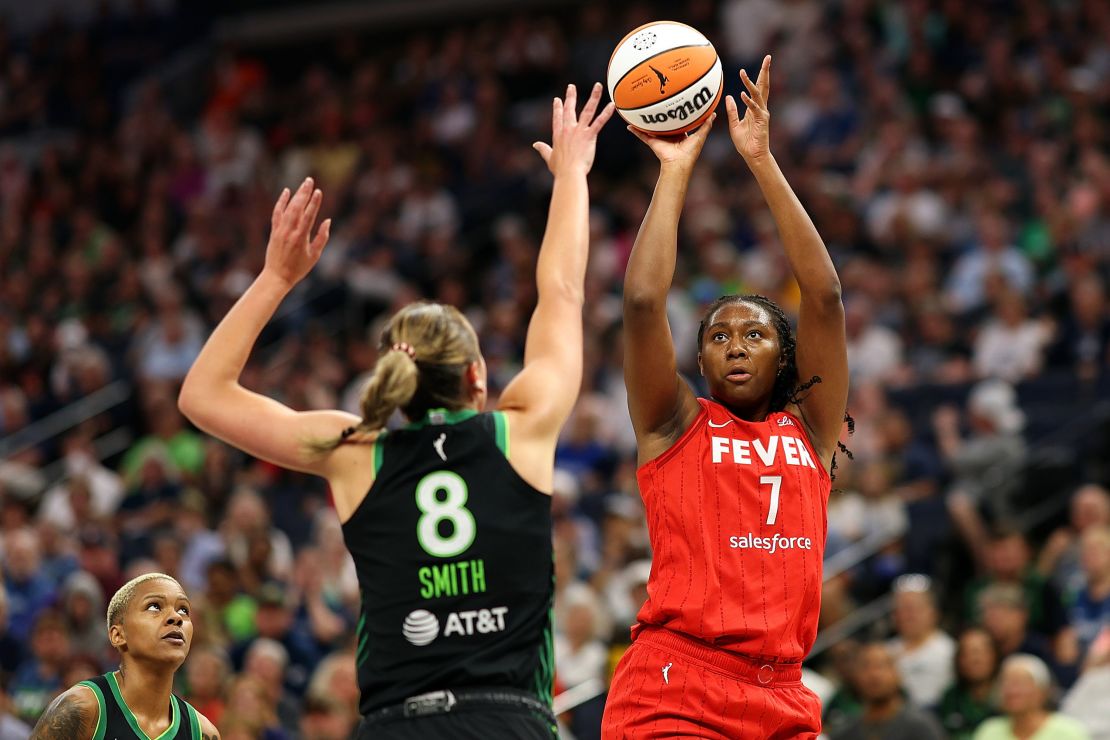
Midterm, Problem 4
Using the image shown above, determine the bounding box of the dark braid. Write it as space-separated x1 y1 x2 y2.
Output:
697 294 854 479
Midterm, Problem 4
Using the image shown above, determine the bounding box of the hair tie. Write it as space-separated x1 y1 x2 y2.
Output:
340 426 356 439
391 342 417 359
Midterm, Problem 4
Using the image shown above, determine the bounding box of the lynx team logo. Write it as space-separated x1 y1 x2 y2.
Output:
402 609 440 646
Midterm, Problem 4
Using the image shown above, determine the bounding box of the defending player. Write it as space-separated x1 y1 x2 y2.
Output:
177 84 613 738
602 56 848 738
31 573 219 739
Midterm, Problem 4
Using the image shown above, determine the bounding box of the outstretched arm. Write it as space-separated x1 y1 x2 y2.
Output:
178 181 359 479
726 56 847 467
31 687 98 740
623 118 716 463
723 54 843 465
498 83 614 491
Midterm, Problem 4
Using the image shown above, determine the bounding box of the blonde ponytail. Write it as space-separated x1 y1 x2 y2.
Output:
307 302 480 454
358 348 419 431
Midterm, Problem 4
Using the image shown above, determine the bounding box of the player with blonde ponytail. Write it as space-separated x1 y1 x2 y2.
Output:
179 83 614 739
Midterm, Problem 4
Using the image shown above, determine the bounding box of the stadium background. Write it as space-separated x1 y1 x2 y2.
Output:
0 0 1108 738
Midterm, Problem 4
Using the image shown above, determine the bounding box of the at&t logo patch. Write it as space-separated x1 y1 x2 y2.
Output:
401 606 509 646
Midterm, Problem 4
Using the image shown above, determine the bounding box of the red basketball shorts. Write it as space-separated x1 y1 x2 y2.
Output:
601 627 822 739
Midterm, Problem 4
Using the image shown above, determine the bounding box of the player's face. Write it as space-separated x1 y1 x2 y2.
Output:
112 578 193 667
698 302 783 415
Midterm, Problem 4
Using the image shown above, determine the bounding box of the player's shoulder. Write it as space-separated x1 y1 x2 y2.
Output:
30 683 100 739
196 710 220 740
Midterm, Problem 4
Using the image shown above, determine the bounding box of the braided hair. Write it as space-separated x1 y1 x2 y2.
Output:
697 294 854 476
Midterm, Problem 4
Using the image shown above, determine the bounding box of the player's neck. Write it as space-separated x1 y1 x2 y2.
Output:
115 662 176 727
714 396 772 423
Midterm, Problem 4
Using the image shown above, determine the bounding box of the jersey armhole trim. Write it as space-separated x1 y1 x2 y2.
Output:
492 411 510 459
184 700 201 739
76 680 107 740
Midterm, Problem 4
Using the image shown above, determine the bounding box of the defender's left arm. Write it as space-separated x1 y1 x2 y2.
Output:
727 56 847 466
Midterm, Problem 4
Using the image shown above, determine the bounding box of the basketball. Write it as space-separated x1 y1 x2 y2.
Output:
607 21 723 135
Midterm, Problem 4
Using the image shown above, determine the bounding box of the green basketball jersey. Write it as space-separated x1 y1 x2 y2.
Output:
76 672 202 740
341 409 555 715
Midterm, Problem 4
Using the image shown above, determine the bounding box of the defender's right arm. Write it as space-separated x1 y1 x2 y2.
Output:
31 686 98 740
623 118 716 463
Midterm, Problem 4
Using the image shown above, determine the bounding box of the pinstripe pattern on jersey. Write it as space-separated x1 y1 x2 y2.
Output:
632 397 830 662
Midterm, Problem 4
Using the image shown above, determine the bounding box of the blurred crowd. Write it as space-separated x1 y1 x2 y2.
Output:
0 0 1108 738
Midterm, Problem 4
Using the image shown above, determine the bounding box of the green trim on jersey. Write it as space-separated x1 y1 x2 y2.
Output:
356 613 370 668
492 411 510 458
185 702 201 739
532 605 555 705
373 434 386 476
107 672 181 740
77 680 107 740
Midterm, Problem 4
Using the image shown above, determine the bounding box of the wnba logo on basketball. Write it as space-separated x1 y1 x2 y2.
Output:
640 86 713 125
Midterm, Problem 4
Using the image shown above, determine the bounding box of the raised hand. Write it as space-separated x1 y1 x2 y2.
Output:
726 54 772 165
627 113 716 172
263 177 332 288
533 82 616 176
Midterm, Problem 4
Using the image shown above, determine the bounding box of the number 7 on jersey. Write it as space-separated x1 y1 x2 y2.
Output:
760 475 781 525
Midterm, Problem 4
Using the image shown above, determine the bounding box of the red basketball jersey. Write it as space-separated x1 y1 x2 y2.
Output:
633 397 830 662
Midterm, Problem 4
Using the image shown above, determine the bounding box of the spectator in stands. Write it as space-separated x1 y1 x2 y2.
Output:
230 581 320 697
966 531 1067 641
1038 484 1110 595
1061 627 1110 740
1060 527 1110 665
972 654 1089 740
887 574 956 708
936 627 1000 740
220 674 289 740
978 584 1063 682
936 380 1027 536
1048 274 1110 382
1 528 55 642
0 590 25 681
972 288 1051 383
8 611 68 725
241 638 302 734
0 681 31 740
183 646 230 729
555 582 609 691
829 642 946 740
945 212 1034 316
58 570 108 663
196 558 257 646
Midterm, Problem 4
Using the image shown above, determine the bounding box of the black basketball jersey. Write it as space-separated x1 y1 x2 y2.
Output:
341 408 554 715
77 672 201 740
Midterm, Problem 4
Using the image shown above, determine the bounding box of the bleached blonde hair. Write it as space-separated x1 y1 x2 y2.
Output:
106 572 183 631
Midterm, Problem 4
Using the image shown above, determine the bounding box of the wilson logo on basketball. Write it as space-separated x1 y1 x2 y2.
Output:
639 86 713 125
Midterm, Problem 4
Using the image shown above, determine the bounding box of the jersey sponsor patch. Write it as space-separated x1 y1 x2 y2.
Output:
401 606 509 646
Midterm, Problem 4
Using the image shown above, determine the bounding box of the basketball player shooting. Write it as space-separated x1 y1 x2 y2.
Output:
601 55 848 739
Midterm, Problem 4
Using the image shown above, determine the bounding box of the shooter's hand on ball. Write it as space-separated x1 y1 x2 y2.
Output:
262 177 332 289
627 112 715 173
726 54 772 166
533 82 615 177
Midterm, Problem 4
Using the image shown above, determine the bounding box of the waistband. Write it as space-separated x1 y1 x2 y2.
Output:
636 626 803 686
360 687 555 726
